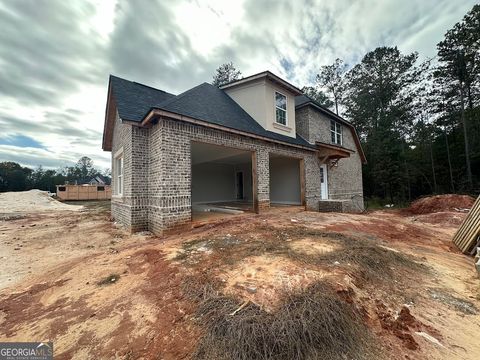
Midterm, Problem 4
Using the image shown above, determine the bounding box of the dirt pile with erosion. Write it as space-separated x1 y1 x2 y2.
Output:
408 194 475 214
0 193 479 359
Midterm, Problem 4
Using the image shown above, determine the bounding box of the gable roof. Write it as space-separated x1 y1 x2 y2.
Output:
104 75 315 150
150 82 314 148
219 70 303 95
109 75 175 121
294 95 367 163
295 95 351 125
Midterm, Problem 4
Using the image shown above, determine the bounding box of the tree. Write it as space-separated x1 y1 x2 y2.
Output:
317 58 348 115
0 162 32 192
343 47 420 201
301 86 334 109
75 156 95 180
212 62 242 87
434 4 480 189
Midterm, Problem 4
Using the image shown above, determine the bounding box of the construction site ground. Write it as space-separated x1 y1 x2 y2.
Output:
0 191 479 359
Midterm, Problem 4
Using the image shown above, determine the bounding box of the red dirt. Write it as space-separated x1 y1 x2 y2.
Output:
375 302 443 352
1 204 480 359
408 194 475 214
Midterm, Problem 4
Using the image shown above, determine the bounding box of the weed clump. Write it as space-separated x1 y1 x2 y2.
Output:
96 273 120 286
193 281 377 360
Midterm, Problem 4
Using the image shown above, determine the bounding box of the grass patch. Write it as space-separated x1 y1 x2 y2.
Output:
193 281 378 360
97 273 120 286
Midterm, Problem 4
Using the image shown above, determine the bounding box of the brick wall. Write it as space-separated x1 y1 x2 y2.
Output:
111 107 363 234
111 112 133 227
296 106 364 212
143 118 321 233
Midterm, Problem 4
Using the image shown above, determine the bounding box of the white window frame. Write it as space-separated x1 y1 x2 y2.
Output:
115 153 124 196
274 91 287 126
330 120 342 145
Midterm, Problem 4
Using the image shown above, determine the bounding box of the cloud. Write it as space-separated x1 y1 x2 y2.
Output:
0 0 476 171
0 135 45 149
0 0 108 106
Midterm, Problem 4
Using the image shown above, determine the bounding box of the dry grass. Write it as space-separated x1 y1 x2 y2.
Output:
176 226 424 284
192 281 378 360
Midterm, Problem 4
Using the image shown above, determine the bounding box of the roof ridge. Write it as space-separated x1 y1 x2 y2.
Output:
109 74 175 97
157 82 212 108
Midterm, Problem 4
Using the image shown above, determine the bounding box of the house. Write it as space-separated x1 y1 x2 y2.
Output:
102 71 366 234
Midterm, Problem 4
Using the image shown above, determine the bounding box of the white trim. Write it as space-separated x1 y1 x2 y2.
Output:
114 147 124 159
320 164 329 200
272 122 292 132
274 91 287 126
114 153 124 196
330 120 343 146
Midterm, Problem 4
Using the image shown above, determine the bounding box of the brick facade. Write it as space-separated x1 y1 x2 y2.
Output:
111 105 363 234
296 106 364 212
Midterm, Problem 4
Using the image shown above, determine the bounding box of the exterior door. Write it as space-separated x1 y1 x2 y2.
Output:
320 164 328 200
235 171 244 200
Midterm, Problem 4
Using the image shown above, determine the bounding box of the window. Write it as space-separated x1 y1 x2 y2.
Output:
275 92 287 125
58 186 66 192
330 120 342 145
115 156 123 195
97 186 105 191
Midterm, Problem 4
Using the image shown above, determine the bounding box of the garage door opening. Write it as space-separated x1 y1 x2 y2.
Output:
269 154 305 206
191 142 254 221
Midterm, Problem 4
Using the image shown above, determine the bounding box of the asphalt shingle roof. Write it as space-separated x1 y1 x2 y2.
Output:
109 75 175 121
110 75 315 149
294 94 351 124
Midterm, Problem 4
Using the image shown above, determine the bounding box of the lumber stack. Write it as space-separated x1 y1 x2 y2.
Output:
453 195 480 254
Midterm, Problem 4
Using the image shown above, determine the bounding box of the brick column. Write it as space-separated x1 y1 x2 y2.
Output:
256 148 270 211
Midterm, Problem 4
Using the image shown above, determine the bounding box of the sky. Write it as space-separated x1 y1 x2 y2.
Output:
0 0 476 171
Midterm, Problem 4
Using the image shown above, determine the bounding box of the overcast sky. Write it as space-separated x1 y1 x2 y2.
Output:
0 0 476 170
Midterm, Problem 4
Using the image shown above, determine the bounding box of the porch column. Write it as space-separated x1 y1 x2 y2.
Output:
254 148 270 212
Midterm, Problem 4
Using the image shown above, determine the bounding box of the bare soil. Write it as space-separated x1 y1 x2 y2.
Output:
407 194 475 214
0 193 479 359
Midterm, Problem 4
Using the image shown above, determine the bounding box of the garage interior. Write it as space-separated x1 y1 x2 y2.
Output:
191 142 254 221
269 154 304 206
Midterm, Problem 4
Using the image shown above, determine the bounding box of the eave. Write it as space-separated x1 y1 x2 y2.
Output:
296 101 367 164
140 108 316 152
220 70 303 96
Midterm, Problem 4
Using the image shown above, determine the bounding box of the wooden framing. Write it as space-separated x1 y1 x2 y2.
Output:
299 158 306 207
453 195 480 254
56 185 111 201
252 151 259 213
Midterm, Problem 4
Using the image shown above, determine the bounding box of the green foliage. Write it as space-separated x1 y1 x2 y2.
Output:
212 62 242 87
316 58 348 115
0 156 110 193
340 4 480 201
301 86 334 109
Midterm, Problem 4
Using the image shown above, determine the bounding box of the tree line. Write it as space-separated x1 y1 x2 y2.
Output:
0 156 111 193
213 4 480 202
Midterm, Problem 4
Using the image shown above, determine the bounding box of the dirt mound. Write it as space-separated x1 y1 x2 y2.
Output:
0 189 82 214
408 194 475 214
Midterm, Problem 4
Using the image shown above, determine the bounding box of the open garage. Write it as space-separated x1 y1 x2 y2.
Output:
191 142 254 220
269 154 304 206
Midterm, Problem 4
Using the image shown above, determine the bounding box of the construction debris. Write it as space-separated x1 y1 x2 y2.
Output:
452 195 480 254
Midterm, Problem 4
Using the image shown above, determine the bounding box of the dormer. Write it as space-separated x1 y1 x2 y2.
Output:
220 71 302 139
